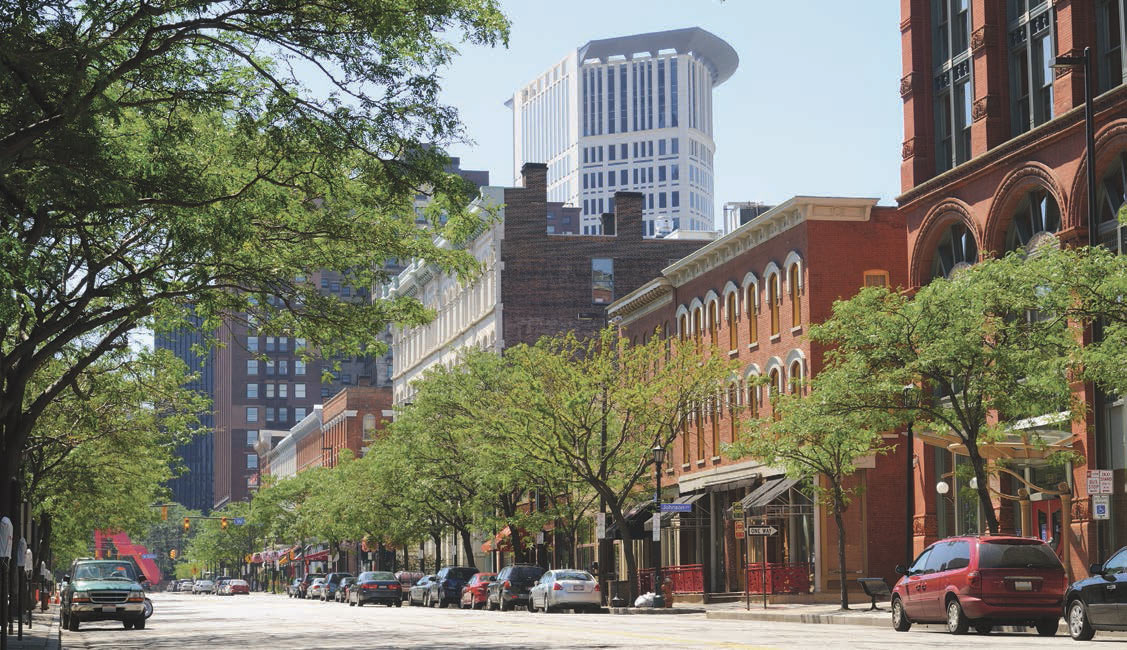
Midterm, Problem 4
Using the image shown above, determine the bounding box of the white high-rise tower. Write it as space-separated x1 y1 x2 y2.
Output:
507 27 738 235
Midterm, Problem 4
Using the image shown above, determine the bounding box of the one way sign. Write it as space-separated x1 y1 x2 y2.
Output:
746 526 778 536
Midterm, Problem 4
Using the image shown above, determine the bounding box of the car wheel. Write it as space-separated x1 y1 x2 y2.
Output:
68 614 80 632
134 617 146 630
124 619 133 630
395 600 402 607
1068 600 1095 641
945 598 969 635
500 596 511 612
1034 617 1058 637
891 597 911 632
438 590 448 608
357 598 363 607
973 624 992 635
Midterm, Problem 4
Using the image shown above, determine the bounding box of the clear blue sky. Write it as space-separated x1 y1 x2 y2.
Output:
437 0 905 224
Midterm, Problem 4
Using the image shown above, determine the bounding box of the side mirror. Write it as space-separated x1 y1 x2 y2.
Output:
894 564 907 576
1089 563 1104 576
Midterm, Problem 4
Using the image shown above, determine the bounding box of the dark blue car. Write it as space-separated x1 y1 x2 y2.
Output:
428 566 478 608
1064 546 1127 640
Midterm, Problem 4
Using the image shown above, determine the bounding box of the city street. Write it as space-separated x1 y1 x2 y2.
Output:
58 592 1121 649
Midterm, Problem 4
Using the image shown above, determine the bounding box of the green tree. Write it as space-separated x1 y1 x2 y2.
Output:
727 367 893 610
0 0 509 510
808 253 1079 535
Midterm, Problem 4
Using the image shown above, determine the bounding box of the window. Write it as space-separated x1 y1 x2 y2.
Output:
592 258 614 304
671 137 679 154
295 407 307 421
692 307 702 350
295 383 306 399
265 360 275 376
1008 0 1055 136
247 360 258 375
933 0 973 173
671 164 679 181
659 139 667 156
788 263 802 328
679 313 688 341
789 360 802 395
246 407 258 423
247 383 258 399
930 221 979 280
727 292 738 350
658 193 667 209
863 270 890 288
265 383 275 398
266 336 275 352
278 383 288 399
710 392 720 455
295 359 306 375
768 368 782 400
246 430 257 447
278 337 288 352
265 407 275 422
279 359 288 375
247 336 258 352
728 385 739 441
279 407 287 423
768 274 780 336
680 407 691 465
608 171 615 187
1097 0 1125 93
247 454 258 470
696 401 705 461
747 382 759 418
295 337 306 351
341 373 351 385
363 414 377 433
1097 151 1127 254
1003 189 1061 252
658 166 666 182
708 300 718 346
745 284 758 345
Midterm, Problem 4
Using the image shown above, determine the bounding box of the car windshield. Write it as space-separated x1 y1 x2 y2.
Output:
446 568 477 580
229 580 247 586
73 563 137 581
509 566 545 580
554 571 594 581
359 572 396 581
978 541 1062 569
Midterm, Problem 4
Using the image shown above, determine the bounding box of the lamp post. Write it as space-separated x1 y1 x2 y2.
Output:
902 385 915 568
651 445 665 608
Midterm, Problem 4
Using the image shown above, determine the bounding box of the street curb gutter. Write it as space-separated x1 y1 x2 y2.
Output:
610 607 707 615
707 611 886 627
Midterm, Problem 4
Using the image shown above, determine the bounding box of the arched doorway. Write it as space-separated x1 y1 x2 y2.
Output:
929 221 979 281
1002 189 1061 253
1098 151 1127 254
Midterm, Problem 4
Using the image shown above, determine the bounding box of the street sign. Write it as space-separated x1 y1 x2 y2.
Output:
233 517 246 526
595 513 606 540
659 503 692 513
140 553 156 560
651 514 660 542
746 526 778 536
731 503 744 518
1093 495 1111 520
734 521 745 539
1087 470 1114 495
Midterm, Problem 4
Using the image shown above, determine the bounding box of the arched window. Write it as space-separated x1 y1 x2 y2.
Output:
726 292 738 350
679 313 688 342
1098 151 1127 254
708 300 718 347
768 275 781 336
747 381 759 418
789 360 803 395
746 284 758 345
710 391 721 455
693 307 703 349
788 263 802 328
695 401 705 461
930 221 978 280
1004 189 1061 253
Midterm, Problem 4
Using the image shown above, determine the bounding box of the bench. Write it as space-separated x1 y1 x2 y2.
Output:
856 578 891 611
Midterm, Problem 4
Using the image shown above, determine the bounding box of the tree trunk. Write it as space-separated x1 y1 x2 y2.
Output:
431 532 442 573
966 443 999 534
832 487 849 611
460 529 475 569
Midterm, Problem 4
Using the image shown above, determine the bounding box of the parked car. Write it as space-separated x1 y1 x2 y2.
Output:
350 571 403 607
426 566 478 608
287 578 303 598
214 576 233 595
460 572 496 609
891 535 1064 636
528 569 601 613
225 579 250 595
335 577 356 603
60 559 149 631
1063 544 1127 640
307 578 327 600
168 580 179 593
488 564 547 611
321 572 354 602
407 575 437 606
192 579 215 594
178 579 194 593
297 573 325 599
395 571 423 601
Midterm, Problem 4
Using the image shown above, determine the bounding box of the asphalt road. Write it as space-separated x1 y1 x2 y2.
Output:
59 592 1123 649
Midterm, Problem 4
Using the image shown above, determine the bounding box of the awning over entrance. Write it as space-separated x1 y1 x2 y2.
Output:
645 492 707 530
305 549 329 562
916 411 1077 461
737 477 799 513
482 525 514 553
606 500 653 539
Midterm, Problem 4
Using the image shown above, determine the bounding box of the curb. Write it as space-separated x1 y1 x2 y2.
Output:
707 610 887 627
610 607 707 615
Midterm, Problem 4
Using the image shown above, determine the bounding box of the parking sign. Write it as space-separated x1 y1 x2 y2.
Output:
1093 495 1111 520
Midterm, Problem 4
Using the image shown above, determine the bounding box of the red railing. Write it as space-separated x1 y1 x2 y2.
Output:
745 562 811 594
637 564 705 594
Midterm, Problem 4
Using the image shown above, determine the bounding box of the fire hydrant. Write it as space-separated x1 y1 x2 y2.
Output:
661 577 674 607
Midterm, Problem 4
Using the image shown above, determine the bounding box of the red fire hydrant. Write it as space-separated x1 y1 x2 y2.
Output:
662 577 674 607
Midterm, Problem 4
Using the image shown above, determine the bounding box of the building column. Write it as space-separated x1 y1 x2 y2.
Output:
1051 0 1096 116
900 0 934 189
969 0 1009 154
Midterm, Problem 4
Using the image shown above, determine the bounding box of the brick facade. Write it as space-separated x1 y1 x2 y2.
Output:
319 385 393 468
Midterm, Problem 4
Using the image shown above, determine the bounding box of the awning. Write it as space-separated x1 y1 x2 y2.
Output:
482 526 519 553
305 549 329 562
645 493 707 530
606 501 653 539
737 477 799 513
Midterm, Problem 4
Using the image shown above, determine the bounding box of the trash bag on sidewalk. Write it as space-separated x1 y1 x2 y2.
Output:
633 592 656 608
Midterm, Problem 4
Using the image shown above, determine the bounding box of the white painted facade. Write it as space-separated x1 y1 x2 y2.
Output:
508 27 738 236
258 405 322 479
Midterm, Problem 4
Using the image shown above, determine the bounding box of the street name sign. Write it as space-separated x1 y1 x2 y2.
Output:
659 503 692 513
140 553 156 559
747 526 778 536
233 517 246 526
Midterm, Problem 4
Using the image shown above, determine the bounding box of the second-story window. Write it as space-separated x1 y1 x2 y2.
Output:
768 275 781 337
788 264 802 328
708 301 718 347
591 258 614 305
726 292 738 351
1008 0 1055 136
933 0 973 173
1098 0 1126 93
746 284 758 345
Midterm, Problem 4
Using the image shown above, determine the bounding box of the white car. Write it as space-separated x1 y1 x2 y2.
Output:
192 580 215 594
527 570 601 613
307 578 326 600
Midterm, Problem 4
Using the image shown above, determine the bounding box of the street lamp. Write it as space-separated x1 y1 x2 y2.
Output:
651 445 666 608
902 385 916 568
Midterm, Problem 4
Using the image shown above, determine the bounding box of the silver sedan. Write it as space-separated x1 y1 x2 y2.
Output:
527 570 601 613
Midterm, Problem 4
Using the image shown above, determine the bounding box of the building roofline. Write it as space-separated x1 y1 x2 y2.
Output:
576 27 739 86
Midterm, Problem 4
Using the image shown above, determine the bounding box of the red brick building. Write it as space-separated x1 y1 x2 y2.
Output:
318 384 393 469
609 196 909 598
898 0 1127 575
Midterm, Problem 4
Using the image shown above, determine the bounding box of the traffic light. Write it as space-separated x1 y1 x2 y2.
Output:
169 549 178 560
161 506 168 521
221 517 229 531
183 517 191 532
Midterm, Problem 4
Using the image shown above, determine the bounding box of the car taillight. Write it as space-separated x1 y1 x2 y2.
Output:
552 582 563 591
966 571 981 592
390 583 399 589
594 583 600 592
504 580 511 588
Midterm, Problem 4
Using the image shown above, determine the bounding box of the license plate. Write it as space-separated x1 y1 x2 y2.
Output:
1014 581 1032 591
569 585 585 592
101 606 117 613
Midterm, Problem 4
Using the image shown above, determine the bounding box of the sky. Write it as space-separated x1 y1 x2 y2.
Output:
436 0 906 223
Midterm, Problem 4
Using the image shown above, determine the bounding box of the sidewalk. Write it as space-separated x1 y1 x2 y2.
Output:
3 605 61 650
702 599 889 627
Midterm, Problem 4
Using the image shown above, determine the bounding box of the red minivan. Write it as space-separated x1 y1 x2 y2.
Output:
891 535 1065 635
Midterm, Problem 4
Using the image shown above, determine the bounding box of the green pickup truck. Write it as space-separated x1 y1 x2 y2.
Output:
61 558 149 631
